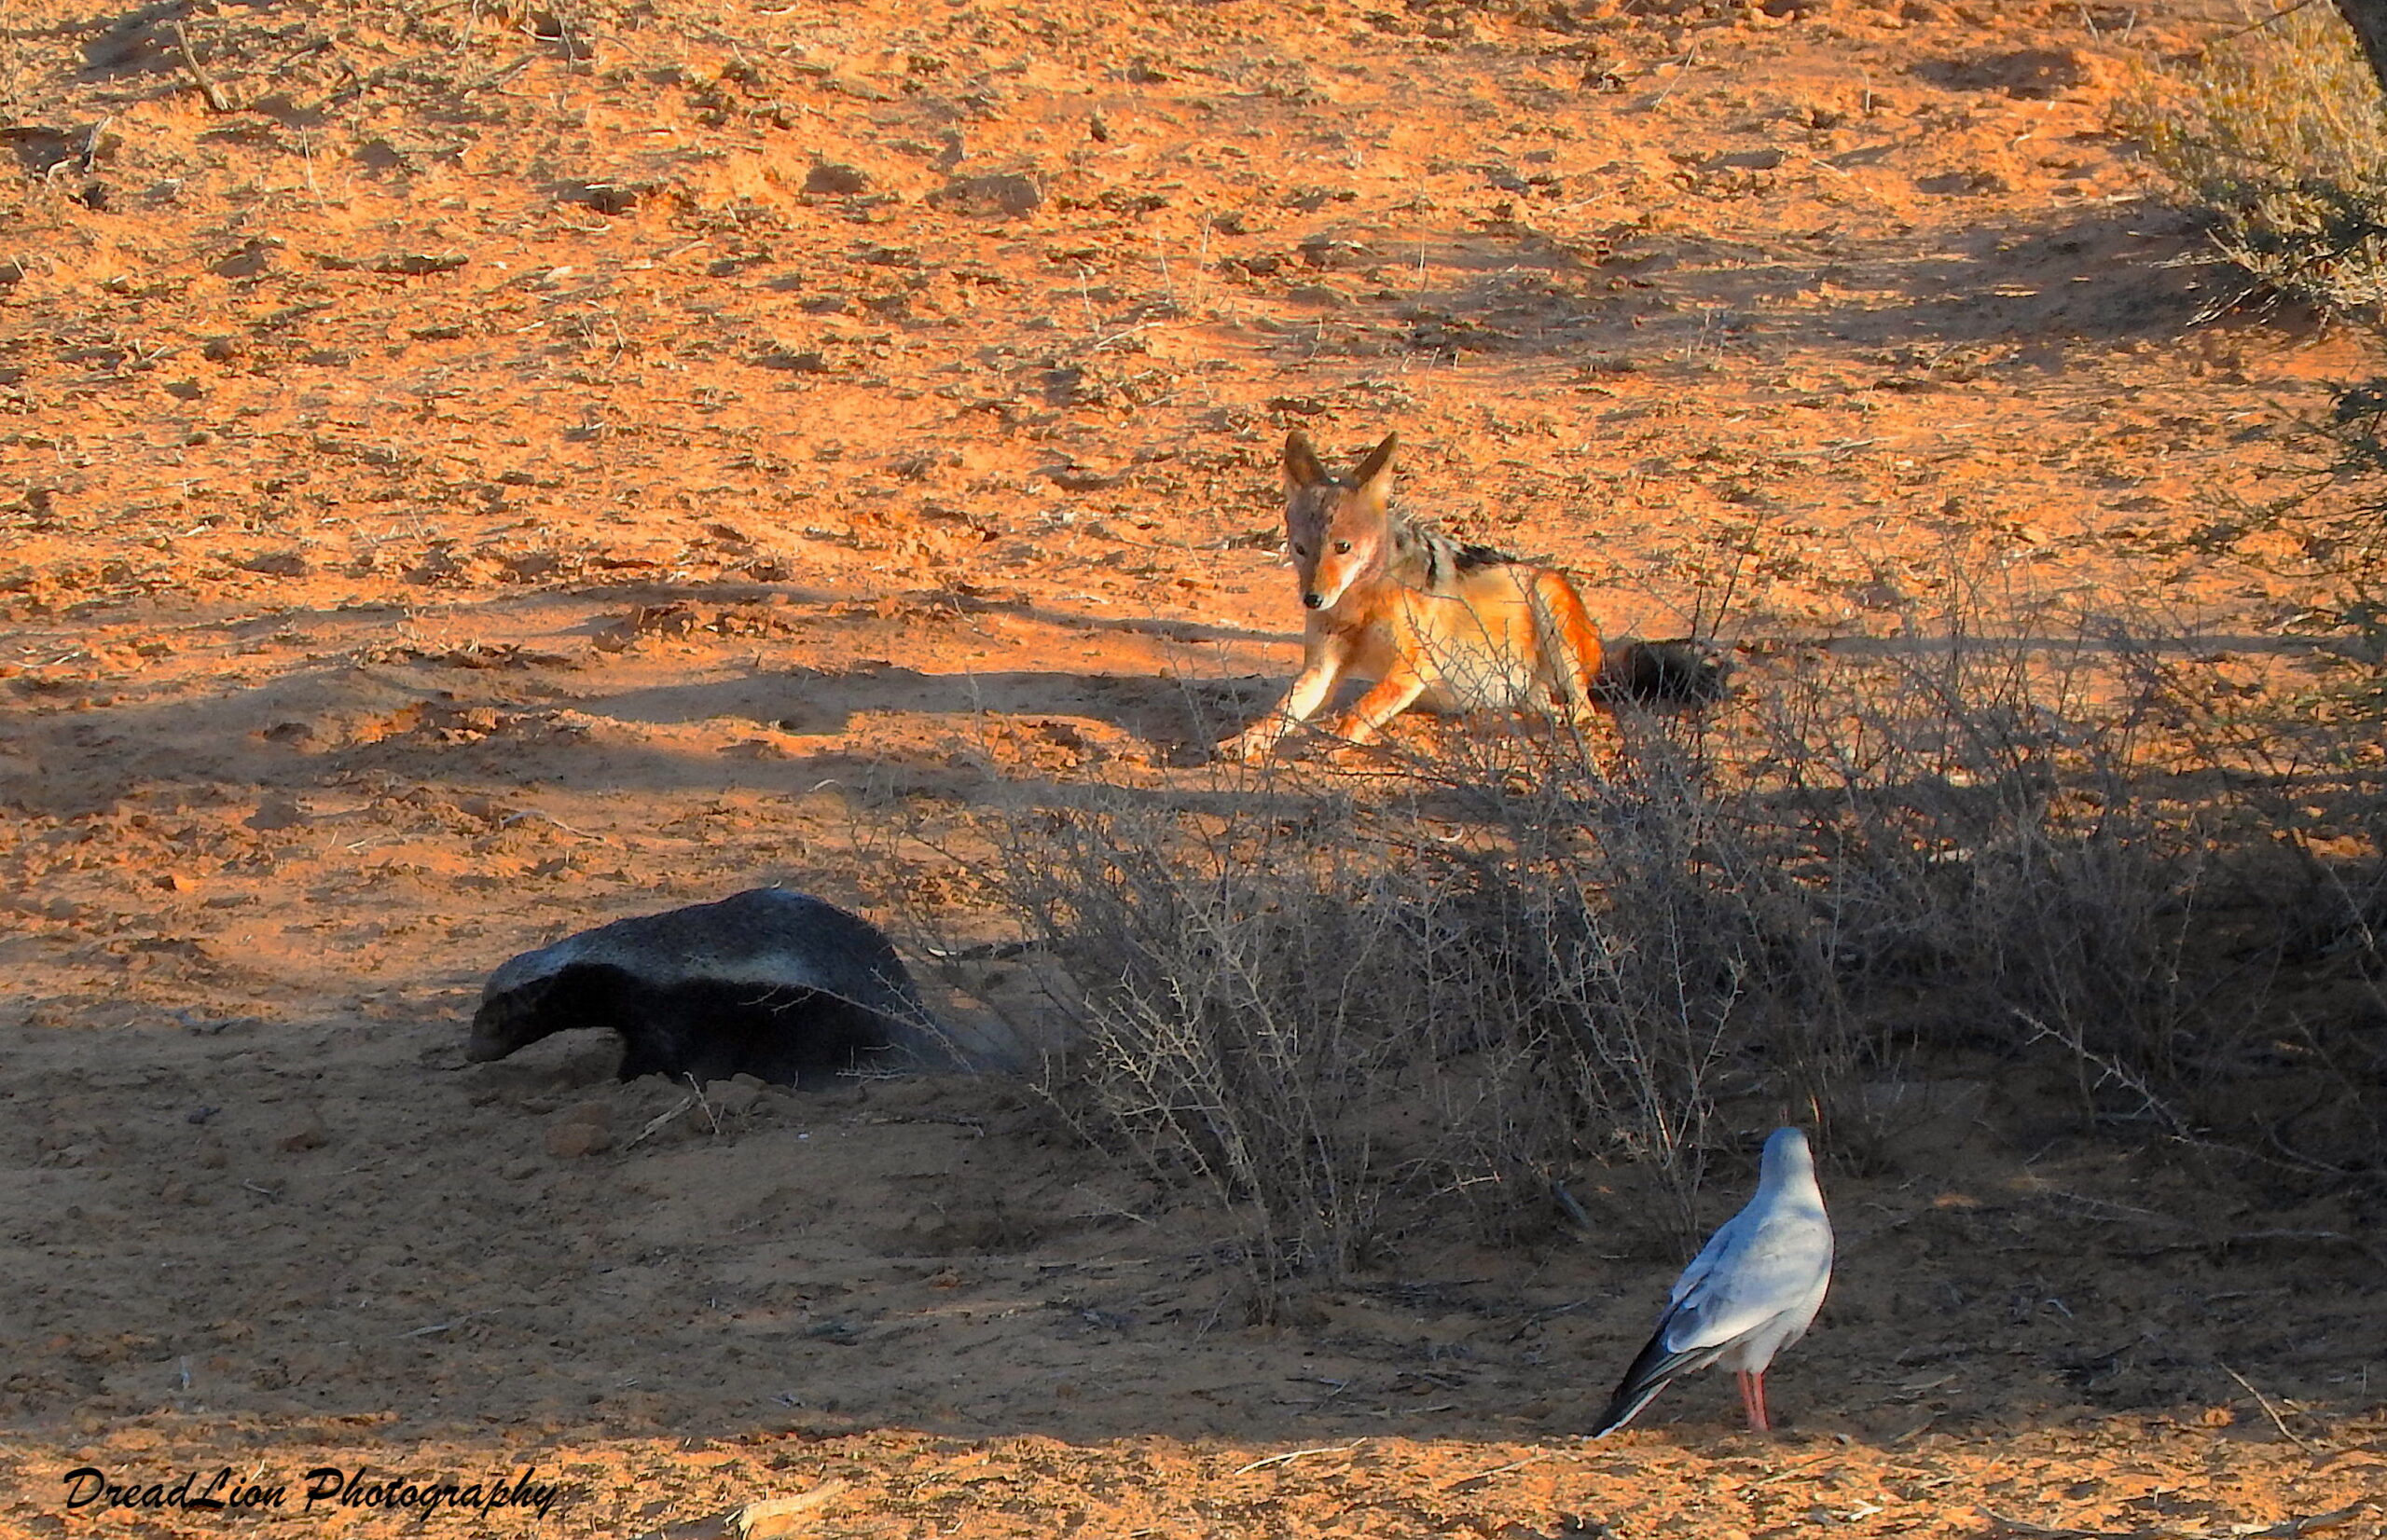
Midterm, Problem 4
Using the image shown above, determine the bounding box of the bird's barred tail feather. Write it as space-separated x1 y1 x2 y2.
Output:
1591 1331 1719 1437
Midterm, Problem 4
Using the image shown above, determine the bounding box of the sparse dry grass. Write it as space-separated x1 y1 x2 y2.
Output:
2126 7 2387 690
2126 3 2387 315
990 608 2387 1309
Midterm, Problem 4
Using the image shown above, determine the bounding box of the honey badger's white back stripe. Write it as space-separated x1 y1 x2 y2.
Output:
471 887 1034 1072
479 888 931 1022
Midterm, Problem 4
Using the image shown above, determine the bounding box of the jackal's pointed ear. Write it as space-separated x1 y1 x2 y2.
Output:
1350 433 1398 501
1284 431 1328 488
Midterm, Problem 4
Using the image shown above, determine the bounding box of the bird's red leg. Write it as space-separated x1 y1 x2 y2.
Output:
1747 1370 1772 1433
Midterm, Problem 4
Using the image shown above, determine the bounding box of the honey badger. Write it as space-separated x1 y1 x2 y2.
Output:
467 889 958 1087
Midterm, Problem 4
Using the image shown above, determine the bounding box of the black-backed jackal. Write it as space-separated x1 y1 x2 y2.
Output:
1222 430 1619 763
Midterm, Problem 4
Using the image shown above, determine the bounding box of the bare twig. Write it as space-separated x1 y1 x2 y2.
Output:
1648 43 1700 107
453 0 486 55
2203 0 2328 48
172 22 240 113
2115 1229 2387 1269
266 35 335 75
397 1308 496 1339
2244 1504 2381 1538
501 808 597 838
625 1094 696 1148
2218 1361 2320 1452
684 1073 722 1135
2016 1009 2197 1141
1442 1451 1552 1491
1229 1440 1365 1477
1750 1453 1842 1487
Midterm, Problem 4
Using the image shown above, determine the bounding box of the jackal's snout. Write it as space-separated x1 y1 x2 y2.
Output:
1303 590 1326 610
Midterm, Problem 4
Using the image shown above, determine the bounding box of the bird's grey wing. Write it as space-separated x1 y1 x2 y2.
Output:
1659 1216 1831 1354
1593 1209 1756 1437
1665 1211 1745 1308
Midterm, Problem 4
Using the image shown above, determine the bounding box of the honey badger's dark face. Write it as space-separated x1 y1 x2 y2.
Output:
466 969 636 1062
465 975 555 1062
469 963 659 1065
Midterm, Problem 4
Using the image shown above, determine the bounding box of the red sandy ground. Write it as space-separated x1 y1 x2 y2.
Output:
1 0 2383 1534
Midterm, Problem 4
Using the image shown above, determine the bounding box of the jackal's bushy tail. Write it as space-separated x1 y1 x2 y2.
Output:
1596 639 1732 707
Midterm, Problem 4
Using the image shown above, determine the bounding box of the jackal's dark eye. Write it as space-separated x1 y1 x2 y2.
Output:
1334 540 1352 554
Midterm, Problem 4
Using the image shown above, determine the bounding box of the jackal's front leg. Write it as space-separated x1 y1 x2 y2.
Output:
1221 637 1348 763
1329 668 1429 747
